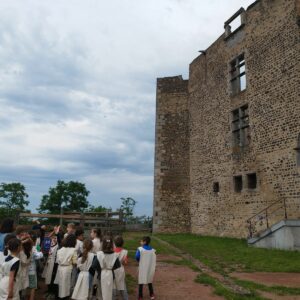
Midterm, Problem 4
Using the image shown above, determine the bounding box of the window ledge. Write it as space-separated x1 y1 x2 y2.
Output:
230 89 247 99
224 23 246 41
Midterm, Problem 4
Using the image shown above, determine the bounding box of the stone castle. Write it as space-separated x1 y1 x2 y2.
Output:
153 0 300 238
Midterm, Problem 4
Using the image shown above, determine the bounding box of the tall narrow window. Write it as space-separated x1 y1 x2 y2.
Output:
234 176 243 193
247 173 257 190
213 182 220 193
230 54 246 95
231 104 250 148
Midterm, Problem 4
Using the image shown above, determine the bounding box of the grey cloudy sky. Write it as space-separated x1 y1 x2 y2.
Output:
0 0 254 216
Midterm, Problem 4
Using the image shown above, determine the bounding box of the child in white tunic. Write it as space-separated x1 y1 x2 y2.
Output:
113 236 128 300
91 236 121 300
54 234 77 299
42 235 58 286
19 236 33 295
90 228 102 253
135 236 156 300
28 233 43 300
72 239 94 300
0 238 21 300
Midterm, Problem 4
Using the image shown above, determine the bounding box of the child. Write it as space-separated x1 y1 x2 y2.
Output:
54 234 77 299
135 236 156 300
64 223 76 239
28 232 43 300
0 234 16 265
15 226 27 240
90 228 102 253
113 236 128 300
43 226 60 298
19 234 33 297
0 238 21 300
75 227 84 256
91 236 121 300
72 239 94 300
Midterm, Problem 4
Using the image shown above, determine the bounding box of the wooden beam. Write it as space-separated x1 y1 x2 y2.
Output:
19 212 124 222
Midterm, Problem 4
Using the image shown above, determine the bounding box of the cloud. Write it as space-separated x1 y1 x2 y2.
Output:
0 0 254 215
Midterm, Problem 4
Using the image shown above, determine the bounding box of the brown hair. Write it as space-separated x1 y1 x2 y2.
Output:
4 234 16 256
15 226 27 236
114 235 124 248
8 238 21 253
81 239 93 263
62 234 77 248
22 238 33 259
92 228 102 239
102 235 114 253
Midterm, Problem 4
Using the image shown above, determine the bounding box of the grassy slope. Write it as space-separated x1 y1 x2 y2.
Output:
156 233 300 273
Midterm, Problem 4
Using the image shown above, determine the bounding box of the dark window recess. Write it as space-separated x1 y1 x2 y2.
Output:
232 104 250 147
247 173 257 189
234 176 243 193
155 212 158 217
213 182 220 193
296 134 300 167
230 53 246 95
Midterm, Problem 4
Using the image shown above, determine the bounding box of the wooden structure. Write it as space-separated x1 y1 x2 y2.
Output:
16 211 125 234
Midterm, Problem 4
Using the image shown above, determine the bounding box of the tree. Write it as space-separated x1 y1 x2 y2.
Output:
120 197 137 222
0 182 29 216
39 180 90 214
87 205 111 213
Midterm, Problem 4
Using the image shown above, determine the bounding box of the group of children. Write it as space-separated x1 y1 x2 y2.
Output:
0 219 156 300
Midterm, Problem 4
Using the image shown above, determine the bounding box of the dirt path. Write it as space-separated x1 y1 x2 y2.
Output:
36 254 223 300
231 272 300 288
126 254 224 300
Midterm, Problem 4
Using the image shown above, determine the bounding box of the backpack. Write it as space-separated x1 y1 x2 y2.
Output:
42 236 52 254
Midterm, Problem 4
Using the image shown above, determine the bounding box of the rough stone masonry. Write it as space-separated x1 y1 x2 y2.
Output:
153 0 300 237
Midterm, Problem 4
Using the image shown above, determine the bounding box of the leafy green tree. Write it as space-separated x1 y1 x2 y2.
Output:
88 205 111 213
120 197 137 222
0 182 29 218
39 180 90 214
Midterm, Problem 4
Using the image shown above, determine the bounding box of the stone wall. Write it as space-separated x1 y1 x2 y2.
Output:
189 0 300 237
153 76 190 233
153 0 300 237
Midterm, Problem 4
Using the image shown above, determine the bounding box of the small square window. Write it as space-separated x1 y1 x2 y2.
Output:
213 182 220 193
247 173 257 189
234 175 243 193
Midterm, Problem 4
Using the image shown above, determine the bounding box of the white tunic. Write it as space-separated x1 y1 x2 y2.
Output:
72 252 94 300
97 251 118 300
19 251 31 290
114 249 128 291
92 238 102 253
54 247 77 298
138 247 156 284
0 252 5 266
75 239 83 256
42 244 58 285
0 256 20 300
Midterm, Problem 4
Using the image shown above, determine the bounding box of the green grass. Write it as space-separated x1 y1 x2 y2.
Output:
123 232 177 259
234 279 300 296
156 233 300 273
195 274 266 300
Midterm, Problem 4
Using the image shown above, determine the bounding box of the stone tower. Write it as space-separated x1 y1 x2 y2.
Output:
153 76 190 233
